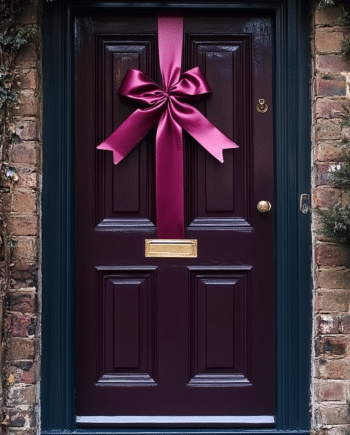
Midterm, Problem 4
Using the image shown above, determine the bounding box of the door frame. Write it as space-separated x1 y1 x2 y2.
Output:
41 0 311 434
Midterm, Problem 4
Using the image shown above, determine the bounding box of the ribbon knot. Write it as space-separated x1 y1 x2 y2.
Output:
97 14 238 239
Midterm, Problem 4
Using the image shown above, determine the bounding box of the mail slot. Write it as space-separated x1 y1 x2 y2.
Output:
145 239 198 258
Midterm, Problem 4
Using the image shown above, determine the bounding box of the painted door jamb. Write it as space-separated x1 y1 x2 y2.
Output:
42 0 311 433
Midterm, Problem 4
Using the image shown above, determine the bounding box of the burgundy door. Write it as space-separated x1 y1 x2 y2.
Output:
75 11 274 426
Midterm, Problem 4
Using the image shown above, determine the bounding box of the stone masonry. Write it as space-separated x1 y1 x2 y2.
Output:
312 5 350 435
1 0 41 433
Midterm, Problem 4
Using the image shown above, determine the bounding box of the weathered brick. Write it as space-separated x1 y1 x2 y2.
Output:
316 120 342 140
315 30 343 53
12 192 37 213
11 268 38 285
317 381 345 401
15 44 37 68
315 163 335 185
316 358 350 380
316 55 350 73
15 90 40 117
317 268 350 289
10 314 35 338
313 186 341 207
317 290 350 312
16 168 37 189
316 141 344 161
2 192 12 213
10 338 35 360
315 243 349 267
7 385 36 407
317 314 340 334
315 336 347 357
8 216 38 236
7 431 35 435
7 361 36 385
340 314 350 334
9 291 36 314
320 426 350 435
317 405 350 425
315 7 342 26
18 70 37 90
316 98 350 119
15 120 39 141
316 75 346 97
16 3 39 25
8 409 33 429
13 237 37 270
342 126 350 141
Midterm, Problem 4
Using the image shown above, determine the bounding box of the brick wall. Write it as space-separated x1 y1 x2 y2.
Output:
1 0 41 433
312 5 350 434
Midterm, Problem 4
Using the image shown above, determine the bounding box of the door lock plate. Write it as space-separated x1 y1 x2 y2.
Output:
300 194 310 214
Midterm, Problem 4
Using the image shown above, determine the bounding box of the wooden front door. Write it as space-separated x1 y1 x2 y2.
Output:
74 11 274 426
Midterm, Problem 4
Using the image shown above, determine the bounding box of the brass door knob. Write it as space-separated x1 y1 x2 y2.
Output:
257 200 272 213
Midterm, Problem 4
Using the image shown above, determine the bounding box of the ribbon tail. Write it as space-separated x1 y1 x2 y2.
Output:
156 107 184 239
97 102 165 164
171 99 239 163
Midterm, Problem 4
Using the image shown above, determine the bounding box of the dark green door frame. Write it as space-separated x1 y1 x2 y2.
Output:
42 0 311 433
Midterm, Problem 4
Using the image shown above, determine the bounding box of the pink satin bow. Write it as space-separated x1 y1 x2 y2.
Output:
97 14 238 239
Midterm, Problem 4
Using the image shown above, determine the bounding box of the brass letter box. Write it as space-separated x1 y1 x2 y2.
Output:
145 239 197 258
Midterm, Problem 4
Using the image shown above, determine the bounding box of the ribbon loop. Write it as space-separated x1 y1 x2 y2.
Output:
97 14 239 238
170 67 211 99
118 69 164 105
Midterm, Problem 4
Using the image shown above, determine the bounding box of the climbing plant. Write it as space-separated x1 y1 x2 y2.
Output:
316 118 350 245
0 0 37 426
317 0 350 56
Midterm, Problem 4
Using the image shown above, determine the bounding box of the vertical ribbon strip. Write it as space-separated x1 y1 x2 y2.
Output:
97 14 239 239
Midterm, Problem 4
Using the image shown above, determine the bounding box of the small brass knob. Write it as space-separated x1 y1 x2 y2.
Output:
257 200 272 213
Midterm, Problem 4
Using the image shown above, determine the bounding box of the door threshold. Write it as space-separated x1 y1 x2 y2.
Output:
76 416 275 425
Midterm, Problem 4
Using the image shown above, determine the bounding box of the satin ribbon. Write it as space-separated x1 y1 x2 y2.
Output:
97 14 238 239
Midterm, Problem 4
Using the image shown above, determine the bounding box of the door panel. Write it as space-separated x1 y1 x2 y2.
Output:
187 35 252 225
75 12 274 426
96 35 156 228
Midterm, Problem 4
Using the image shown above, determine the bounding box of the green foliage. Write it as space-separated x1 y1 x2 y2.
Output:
338 9 350 31
332 150 350 186
0 68 17 110
0 86 17 110
0 27 37 55
341 38 350 57
316 204 350 244
317 0 337 11
342 116 350 129
11 132 20 143
6 236 17 251
0 0 39 159
315 140 350 244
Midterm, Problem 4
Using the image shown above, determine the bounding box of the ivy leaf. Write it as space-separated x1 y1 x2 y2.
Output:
317 0 337 11
11 133 21 144
0 86 18 110
6 236 17 251
341 38 350 57
0 27 38 54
